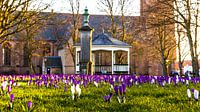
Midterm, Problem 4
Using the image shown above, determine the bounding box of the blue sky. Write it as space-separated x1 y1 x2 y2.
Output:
45 0 140 16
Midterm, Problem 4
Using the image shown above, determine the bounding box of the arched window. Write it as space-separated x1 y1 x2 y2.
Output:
23 44 29 66
2 43 11 66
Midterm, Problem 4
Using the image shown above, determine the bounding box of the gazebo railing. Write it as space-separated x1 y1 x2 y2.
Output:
113 64 128 73
94 65 112 73
76 64 80 72
76 64 129 74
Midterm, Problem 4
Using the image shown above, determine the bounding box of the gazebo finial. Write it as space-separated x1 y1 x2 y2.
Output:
83 6 89 26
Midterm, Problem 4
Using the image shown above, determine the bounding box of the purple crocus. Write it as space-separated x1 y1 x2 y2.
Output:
28 101 32 109
104 93 113 102
8 85 11 94
54 83 58 89
191 88 194 93
119 86 123 95
83 81 87 88
122 83 126 94
10 94 14 102
64 85 67 92
114 86 119 96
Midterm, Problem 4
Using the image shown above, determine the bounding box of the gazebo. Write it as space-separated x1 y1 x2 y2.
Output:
74 33 131 74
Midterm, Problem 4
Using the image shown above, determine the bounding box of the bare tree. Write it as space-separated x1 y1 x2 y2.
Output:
0 0 49 44
115 0 135 64
142 1 176 76
118 0 133 41
14 1 51 74
176 23 189 76
67 0 81 64
97 0 117 37
165 0 200 76
154 0 200 76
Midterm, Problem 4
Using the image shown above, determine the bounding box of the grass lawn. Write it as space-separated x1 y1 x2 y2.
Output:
0 75 200 112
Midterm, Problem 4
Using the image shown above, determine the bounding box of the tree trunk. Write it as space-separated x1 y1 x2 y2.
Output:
28 55 36 74
187 31 199 77
177 25 183 76
162 57 168 76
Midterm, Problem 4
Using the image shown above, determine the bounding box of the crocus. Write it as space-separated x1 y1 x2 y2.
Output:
186 80 189 85
122 83 126 94
1 81 7 91
194 90 199 101
114 86 119 96
71 84 81 100
191 88 194 93
119 86 123 95
187 89 191 99
151 79 155 84
168 77 171 84
28 101 32 109
64 85 67 92
135 81 138 85
8 85 11 94
104 93 113 102
76 84 81 97
71 84 75 100
94 81 98 87
10 94 14 102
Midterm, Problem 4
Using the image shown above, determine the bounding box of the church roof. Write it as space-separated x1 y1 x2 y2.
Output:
74 33 131 47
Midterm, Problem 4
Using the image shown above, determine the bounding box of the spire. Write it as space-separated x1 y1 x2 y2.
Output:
83 7 89 26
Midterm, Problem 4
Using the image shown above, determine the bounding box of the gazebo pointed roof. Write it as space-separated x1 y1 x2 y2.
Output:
74 33 131 47
92 33 130 47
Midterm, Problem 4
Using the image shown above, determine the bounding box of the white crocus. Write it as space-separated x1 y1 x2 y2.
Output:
27 81 30 86
130 79 133 83
9 80 13 85
81 81 83 85
186 80 189 85
71 84 75 100
187 89 191 98
151 79 155 84
76 84 81 97
13 83 16 87
71 84 81 100
162 81 166 86
168 77 171 84
194 90 199 101
94 81 98 87
1 81 7 90
176 75 179 83
135 81 138 85
113 77 116 82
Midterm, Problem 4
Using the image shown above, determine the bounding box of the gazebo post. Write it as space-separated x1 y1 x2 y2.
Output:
128 49 130 74
75 48 77 74
112 50 114 74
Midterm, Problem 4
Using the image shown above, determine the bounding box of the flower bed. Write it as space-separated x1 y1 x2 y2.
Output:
0 75 200 111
